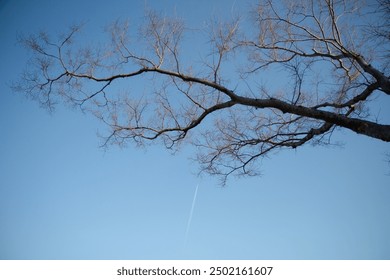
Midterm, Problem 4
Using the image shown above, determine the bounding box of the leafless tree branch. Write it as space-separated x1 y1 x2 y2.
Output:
14 0 390 183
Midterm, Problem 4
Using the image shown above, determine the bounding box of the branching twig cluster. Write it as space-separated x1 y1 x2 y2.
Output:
14 0 390 184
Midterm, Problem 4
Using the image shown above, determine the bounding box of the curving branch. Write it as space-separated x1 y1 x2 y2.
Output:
14 0 390 183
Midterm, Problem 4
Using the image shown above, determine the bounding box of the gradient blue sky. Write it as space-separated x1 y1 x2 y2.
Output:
1 0 389 260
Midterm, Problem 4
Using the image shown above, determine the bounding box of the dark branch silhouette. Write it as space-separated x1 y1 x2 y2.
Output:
14 0 390 184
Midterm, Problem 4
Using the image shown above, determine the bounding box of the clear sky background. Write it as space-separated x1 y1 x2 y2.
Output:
0 0 389 260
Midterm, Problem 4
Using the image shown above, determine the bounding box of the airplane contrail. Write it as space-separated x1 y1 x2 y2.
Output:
184 184 199 246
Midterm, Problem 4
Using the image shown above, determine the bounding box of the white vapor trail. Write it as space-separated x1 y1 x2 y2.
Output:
184 184 199 245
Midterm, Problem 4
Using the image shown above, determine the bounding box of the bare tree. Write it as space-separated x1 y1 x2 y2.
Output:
15 0 390 183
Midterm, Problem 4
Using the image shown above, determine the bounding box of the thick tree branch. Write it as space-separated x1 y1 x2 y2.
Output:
15 0 390 182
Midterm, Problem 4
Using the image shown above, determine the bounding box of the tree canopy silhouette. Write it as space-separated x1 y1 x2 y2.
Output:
15 0 390 183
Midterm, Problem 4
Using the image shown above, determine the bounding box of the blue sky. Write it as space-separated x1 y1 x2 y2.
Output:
0 0 389 260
